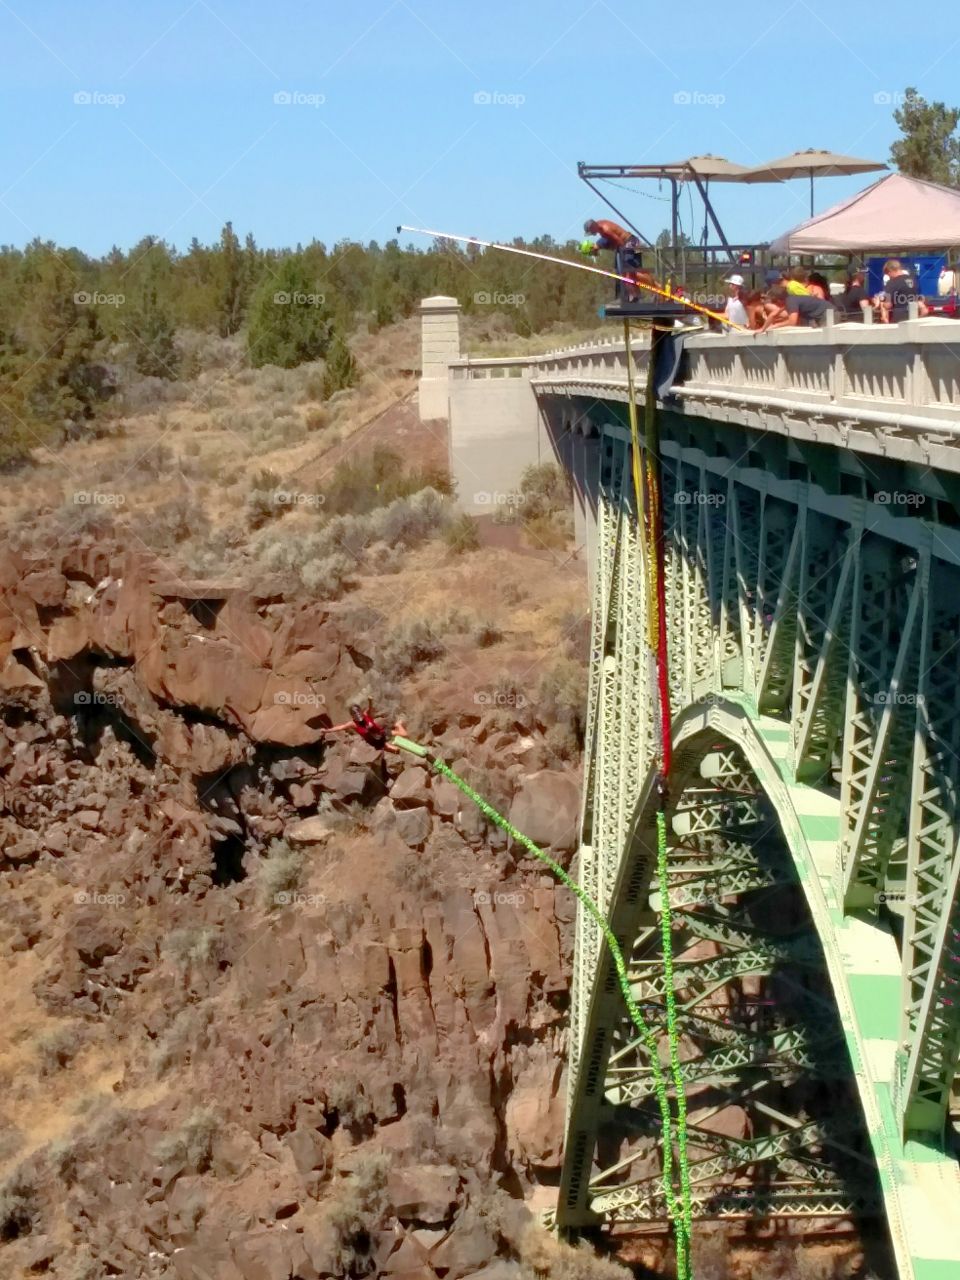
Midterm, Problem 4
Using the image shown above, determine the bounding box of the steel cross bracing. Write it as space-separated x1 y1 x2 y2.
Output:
555 410 960 1280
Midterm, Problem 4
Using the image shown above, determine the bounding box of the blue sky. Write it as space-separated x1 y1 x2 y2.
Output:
0 0 953 256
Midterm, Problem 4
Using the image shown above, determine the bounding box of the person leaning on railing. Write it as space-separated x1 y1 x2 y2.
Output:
758 285 829 332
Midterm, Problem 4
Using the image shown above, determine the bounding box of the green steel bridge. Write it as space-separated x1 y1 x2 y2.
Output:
458 320 960 1280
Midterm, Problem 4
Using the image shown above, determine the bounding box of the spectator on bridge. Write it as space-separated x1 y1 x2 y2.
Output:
759 285 828 331
723 274 749 328
743 290 767 329
807 272 834 304
766 267 811 297
884 259 929 322
837 271 872 322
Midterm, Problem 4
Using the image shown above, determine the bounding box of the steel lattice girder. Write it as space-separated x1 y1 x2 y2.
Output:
596 1114 870 1189
557 413 960 1279
589 1186 883 1221
566 691 870 1236
606 1024 848 1103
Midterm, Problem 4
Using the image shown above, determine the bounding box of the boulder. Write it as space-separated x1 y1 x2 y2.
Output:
395 806 431 848
430 1217 498 1276
173 1243 236 1280
390 766 430 808
321 755 371 803
286 817 334 846
289 781 322 808
388 1163 460 1225
370 797 397 834
285 1126 333 1177
381 1232 434 1273
430 779 461 818
454 801 486 845
504 1047 565 1168
4 829 40 863
507 770 580 854
230 1229 311 1280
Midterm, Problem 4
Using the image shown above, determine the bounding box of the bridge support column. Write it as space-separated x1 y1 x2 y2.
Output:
572 434 600 589
419 295 461 422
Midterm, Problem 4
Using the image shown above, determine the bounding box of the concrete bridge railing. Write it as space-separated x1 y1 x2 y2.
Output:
445 321 960 521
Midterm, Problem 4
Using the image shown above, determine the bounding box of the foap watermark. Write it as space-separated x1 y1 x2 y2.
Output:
273 90 325 107
473 90 525 108
674 490 725 506
74 90 125 108
875 890 919 907
473 490 522 508
73 490 125 507
273 890 327 907
873 490 927 508
74 691 123 708
873 90 926 108
273 290 325 306
474 290 526 307
74 890 126 906
274 490 325 509
874 691 924 707
274 689 326 708
74 290 124 308
673 89 725 108
474 890 526 907
474 689 527 709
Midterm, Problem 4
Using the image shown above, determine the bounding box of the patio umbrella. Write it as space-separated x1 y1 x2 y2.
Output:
683 154 753 182
741 148 887 215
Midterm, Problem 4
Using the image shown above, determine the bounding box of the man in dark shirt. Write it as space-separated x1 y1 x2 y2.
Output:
761 285 828 330
884 259 929 322
838 271 871 321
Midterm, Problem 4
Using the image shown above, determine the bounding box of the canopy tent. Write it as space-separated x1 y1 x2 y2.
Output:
740 148 886 215
769 172 960 253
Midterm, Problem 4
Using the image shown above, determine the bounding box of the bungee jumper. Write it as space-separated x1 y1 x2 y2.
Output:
324 704 407 755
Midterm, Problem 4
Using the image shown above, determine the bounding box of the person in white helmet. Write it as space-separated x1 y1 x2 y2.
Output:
723 274 748 329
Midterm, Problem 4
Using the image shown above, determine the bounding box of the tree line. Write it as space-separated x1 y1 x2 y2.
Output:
0 226 607 468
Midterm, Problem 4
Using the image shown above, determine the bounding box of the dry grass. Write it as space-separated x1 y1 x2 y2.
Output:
0 317 421 564
462 318 608 358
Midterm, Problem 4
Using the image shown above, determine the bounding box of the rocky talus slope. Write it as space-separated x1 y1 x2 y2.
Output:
0 537 586 1280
